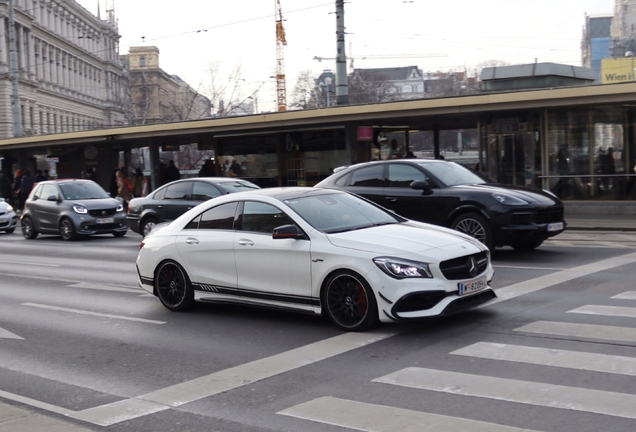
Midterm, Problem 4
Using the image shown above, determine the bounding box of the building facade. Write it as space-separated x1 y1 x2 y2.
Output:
0 0 128 139
122 46 211 126
582 14 612 82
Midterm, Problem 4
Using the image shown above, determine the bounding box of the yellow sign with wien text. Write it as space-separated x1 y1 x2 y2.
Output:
601 58 636 84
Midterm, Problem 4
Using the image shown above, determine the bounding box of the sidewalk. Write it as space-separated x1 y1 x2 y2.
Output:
0 402 93 432
565 213 636 231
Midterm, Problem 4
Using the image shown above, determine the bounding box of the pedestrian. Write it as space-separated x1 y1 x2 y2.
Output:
0 170 12 201
158 161 167 186
18 169 34 210
86 167 97 182
116 168 133 210
228 159 242 177
131 168 144 197
165 160 180 183
109 168 119 198
43 169 50 180
34 169 47 182
12 169 22 210
198 159 214 177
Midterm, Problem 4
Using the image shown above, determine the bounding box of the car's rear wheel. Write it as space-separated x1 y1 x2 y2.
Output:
451 213 493 250
511 240 543 250
21 217 38 239
141 217 159 237
155 261 194 311
322 270 378 332
59 218 77 241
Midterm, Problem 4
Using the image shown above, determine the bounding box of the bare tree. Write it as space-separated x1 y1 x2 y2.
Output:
348 71 396 104
290 69 321 110
201 61 256 117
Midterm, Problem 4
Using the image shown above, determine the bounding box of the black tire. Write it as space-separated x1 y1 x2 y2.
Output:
141 217 159 237
511 240 544 250
322 270 378 332
59 218 77 241
21 216 38 239
155 261 194 311
113 231 127 238
451 212 493 250
4 228 14 234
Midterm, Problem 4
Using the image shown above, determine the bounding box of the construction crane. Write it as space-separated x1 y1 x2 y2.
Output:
275 0 287 112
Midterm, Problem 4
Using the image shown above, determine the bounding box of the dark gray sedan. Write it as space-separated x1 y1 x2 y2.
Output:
126 178 260 236
21 179 128 240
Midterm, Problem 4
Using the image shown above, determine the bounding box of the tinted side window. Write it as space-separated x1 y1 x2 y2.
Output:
241 201 294 234
152 187 166 200
164 182 191 200
196 202 238 230
40 184 59 199
387 164 427 188
192 182 221 201
350 165 385 187
334 173 351 187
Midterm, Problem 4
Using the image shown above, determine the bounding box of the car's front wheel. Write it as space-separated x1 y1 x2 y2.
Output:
141 217 159 237
322 270 378 332
155 261 194 311
451 212 493 250
59 218 77 241
21 216 38 239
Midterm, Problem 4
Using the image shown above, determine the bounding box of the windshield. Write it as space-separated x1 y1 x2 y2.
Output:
417 161 486 186
217 180 260 194
59 181 110 200
285 193 399 234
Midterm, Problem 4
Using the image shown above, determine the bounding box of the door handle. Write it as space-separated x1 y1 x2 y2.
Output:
185 237 199 245
385 196 397 202
238 239 254 246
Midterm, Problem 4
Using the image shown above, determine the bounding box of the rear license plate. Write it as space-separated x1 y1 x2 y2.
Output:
547 222 564 232
458 277 487 296
96 217 114 224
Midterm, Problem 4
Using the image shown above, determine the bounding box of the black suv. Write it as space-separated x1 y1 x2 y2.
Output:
315 159 565 250
126 177 260 236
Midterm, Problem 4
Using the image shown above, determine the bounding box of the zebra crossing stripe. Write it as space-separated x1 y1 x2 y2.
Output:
278 396 541 432
613 291 636 300
515 321 636 343
569 305 636 319
374 367 636 419
451 342 636 376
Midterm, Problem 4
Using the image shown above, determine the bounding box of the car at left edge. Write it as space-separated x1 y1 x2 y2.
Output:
136 187 496 331
0 198 18 234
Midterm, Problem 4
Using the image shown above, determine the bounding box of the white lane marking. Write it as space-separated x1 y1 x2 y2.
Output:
278 396 541 432
69 330 398 426
515 321 636 343
0 389 74 417
569 305 636 319
486 251 636 306
613 291 636 300
451 342 636 376
67 282 141 293
374 367 636 419
21 303 166 325
0 260 60 267
494 265 567 271
0 327 23 340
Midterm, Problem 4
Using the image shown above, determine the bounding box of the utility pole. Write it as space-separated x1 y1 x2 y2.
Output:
9 0 23 137
335 0 348 105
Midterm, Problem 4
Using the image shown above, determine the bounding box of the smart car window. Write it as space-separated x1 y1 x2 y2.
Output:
387 164 428 188
192 182 221 201
40 184 58 199
196 202 238 230
350 165 385 187
163 182 191 200
241 201 294 234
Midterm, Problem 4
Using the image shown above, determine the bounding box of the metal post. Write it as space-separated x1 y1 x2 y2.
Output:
335 0 348 106
9 0 23 137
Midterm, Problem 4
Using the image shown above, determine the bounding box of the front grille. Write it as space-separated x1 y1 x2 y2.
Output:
439 252 489 280
81 223 122 231
393 291 448 313
88 208 116 217
442 290 497 315
510 207 564 226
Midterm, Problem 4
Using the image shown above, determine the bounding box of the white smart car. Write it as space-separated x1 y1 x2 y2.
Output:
136 187 496 331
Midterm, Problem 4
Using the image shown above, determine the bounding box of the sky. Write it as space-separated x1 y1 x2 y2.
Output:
76 0 614 112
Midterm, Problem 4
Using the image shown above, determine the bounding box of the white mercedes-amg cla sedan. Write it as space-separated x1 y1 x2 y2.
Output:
136 187 495 331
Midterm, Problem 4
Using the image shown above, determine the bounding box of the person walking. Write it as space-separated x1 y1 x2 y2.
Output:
34 169 47 182
165 160 180 183
131 168 144 197
12 169 22 210
0 170 12 201
116 168 133 210
18 169 34 210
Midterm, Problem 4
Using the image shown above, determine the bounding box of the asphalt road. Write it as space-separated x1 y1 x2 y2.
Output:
1 230 636 432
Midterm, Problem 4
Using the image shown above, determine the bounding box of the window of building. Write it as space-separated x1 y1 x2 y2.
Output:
140 56 146 67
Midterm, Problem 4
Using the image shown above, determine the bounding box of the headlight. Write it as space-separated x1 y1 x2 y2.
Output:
73 205 88 214
492 193 528 206
6 204 13 212
373 257 433 279
116 204 124 212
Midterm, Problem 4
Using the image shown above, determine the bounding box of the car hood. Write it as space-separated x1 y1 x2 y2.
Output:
66 198 120 208
449 183 560 205
326 221 485 255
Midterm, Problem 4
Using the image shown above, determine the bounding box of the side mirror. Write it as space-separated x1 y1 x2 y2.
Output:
47 195 58 201
272 224 303 239
410 180 433 196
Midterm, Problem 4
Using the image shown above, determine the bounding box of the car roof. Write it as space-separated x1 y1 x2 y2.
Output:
231 187 346 201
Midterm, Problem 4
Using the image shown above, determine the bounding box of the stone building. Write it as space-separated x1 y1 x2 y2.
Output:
122 46 211 125
0 0 128 139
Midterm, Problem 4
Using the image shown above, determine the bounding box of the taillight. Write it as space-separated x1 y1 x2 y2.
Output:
139 241 145 251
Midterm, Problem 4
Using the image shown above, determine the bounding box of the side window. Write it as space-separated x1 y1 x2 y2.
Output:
350 165 385 187
40 184 58 199
334 173 351 187
241 201 294 234
152 186 166 200
164 182 191 200
192 182 221 201
387 164 428 188
190 202 238 230
30 184 43 199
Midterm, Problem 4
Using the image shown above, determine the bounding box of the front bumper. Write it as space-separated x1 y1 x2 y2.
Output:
0 213 18 230
74 215 128 235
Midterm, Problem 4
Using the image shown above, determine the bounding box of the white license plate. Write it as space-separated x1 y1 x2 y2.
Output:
547 222 564 232
96 217 114 224
458 277 487 296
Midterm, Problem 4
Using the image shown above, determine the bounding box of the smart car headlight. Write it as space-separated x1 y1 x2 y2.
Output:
73 205 88 214
373 257 433 279
492 193 528 206
116 204 124 212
